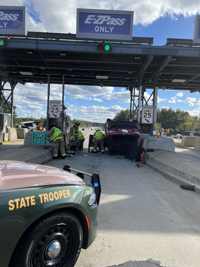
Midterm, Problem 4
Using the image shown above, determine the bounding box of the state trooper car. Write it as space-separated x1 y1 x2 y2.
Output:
0 161 101 267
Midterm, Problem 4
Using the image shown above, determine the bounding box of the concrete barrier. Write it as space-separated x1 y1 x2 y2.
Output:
140 135 175 152
3 133 8 142
16 128 28 139
24 131 52 146
8 128 17 141
181 136 197 147
194 137 200 152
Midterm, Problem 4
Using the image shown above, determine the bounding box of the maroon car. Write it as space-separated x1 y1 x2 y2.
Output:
105 119 140 154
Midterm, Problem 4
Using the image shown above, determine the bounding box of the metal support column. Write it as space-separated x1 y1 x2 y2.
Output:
61 75 65 131
137 86 142 123
153 87 158 124
0 79 2 107
11 86 14 127
132 86 135 120
129 85 133 120
46 75 50 131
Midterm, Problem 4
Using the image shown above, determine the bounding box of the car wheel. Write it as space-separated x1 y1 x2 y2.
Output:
11 211 83 267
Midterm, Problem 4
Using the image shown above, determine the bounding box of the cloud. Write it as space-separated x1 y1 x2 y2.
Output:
103 91 130 100
177 99 183 102
196 99 200 106
184 97 196 106
158 97 167 103
168 92 184 104
168 99 176 104
2 0 200 34
187 108 200 117
162 106 169 109
176 92 184 97
64 85 114 99
93 98 103 102
68 105 124 122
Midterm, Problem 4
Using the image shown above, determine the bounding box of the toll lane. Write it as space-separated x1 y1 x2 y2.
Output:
48 131 200 267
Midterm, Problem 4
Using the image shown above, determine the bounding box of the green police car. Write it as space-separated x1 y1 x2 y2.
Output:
0 161 101 267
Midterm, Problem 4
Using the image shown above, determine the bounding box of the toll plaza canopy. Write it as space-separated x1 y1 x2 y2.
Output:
0 32 200 92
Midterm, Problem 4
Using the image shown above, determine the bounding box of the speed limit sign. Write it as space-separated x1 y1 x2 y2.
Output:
141 105 154 124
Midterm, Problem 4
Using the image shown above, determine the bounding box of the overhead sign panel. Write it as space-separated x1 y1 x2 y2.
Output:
0 6 27 36
141 105 154 124
76 9 133 41
193 15 200 44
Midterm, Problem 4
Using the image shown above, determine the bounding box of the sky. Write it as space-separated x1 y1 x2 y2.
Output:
2 0 200 122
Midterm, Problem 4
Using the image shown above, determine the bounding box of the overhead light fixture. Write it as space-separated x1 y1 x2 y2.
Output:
60 51 66 56
96 76 108 79
135 57 140 59
27 50 33 54
19 72 33 76
172 79 186 83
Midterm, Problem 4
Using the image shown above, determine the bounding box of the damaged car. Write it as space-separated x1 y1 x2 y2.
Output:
105 119 140 154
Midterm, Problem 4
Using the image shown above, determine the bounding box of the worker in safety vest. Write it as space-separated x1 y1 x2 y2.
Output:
47 124 66 159
67 121 80 154
93 129 105 153
77 130 85 150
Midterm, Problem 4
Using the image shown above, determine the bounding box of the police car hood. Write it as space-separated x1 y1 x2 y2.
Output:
0 161 86 190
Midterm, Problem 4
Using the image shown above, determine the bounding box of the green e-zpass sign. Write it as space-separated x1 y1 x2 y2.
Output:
33 132 47 144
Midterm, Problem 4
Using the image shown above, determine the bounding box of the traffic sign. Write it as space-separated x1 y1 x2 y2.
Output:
49 100 61 118
33 132 47 144
141 105 154 124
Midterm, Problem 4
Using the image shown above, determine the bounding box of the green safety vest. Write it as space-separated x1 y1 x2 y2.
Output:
52 127 63 141
93 131 104 140
69 127 78 141
77 130 85 140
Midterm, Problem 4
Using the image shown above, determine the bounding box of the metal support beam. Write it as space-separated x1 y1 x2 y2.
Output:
46 75 50 131
138 86 142 123
145 56 172 84
0 81 16 127
129 85 133 120
61 75 65 131
153 87 158 123
10 81 16 127
0 79 2 107
138 55 154 77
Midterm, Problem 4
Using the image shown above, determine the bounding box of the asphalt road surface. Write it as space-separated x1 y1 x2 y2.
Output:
47 130 200 267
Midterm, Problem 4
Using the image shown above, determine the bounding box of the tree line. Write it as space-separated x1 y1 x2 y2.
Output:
113 108 200 134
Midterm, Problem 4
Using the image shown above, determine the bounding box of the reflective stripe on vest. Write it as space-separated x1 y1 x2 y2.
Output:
52 127 63 141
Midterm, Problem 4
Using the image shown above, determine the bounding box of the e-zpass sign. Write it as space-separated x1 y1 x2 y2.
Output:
77 9 133 41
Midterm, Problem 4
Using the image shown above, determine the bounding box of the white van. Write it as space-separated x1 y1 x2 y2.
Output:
19 121 37 131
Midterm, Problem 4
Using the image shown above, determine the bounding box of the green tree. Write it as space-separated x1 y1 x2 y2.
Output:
113 109 130 121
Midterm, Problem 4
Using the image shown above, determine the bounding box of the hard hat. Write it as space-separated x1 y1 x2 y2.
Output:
74 121 80 126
